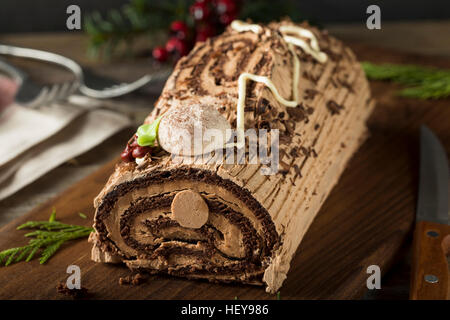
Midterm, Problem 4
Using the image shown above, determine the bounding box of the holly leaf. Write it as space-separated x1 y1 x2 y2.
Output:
136 116 163 147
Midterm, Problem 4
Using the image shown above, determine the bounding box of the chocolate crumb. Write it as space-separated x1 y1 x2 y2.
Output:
279 133 292 145
293 164 302 178
286 104 307 122
119 273 147 286
289 147 299 157
326 100 344 115
132 273 145 285
56 282 89 299
119 276 131 285
279 161 290 175
300 146 309 156
338 77 354 93
304 88 319 100
256 98 271 115
305 106 315 115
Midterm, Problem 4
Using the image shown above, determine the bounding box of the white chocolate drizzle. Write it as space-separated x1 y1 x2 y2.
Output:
282 35 327 63
230 20 327 146
230 20 263 34
288 43 300 103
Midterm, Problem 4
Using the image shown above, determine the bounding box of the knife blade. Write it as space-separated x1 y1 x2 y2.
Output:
410 125 450 300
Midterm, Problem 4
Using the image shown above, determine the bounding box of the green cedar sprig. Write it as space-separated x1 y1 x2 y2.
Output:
84 0 191 58
0 209 93 266
362 62 450 99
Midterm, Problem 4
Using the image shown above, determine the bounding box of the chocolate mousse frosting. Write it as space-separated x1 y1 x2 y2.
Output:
90 20 375 293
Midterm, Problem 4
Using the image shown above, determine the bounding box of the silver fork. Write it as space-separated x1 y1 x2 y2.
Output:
0 58 79 108
0 44 170 107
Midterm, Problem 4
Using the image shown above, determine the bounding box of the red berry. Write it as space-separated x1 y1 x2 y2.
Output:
190 1 210 21
170 20 189 39
128 135 139 147
177 41 189 56
195 31 209 43
152 46 168 62
120 146 133 162
165 37 180 53
132 146 151 159
166 37 189 56
219 12 236 25
195 24 216 42
216 0 236 15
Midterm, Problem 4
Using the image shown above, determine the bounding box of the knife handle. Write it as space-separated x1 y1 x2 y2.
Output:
410 221 450 300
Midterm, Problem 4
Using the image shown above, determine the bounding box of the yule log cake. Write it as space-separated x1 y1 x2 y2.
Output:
90 20 375 293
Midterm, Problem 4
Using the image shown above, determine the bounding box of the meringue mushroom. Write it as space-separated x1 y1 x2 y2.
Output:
157 103 231 156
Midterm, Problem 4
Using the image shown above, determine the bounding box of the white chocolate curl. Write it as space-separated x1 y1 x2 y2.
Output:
230 20 263 34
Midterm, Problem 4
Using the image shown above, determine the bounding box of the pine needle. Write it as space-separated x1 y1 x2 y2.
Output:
362 62 450 99
79 213 87 219
0 211 93 266
49 208 56 222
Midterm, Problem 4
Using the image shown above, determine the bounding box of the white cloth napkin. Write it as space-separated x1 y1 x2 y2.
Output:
0 103 84 166
0 96 132 200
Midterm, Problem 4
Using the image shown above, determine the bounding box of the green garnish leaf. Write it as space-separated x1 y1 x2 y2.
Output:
136 116 162 147
362 62 450 99
1 210 93 266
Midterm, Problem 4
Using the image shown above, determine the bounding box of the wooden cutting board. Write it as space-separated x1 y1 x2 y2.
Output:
0 44 449 300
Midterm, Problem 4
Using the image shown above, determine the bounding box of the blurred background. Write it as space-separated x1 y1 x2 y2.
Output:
1 0 449 57
1 0 450 32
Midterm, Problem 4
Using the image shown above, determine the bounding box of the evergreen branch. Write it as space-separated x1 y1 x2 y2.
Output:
5 248 20 266
26 245 41 262
39 240 65 264
362 62 450 99
15 246 33 263
84 0 180 57
0 211 93 266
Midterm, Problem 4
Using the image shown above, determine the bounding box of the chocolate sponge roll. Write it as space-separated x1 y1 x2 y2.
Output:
91 20 374 293
92 165 280 285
